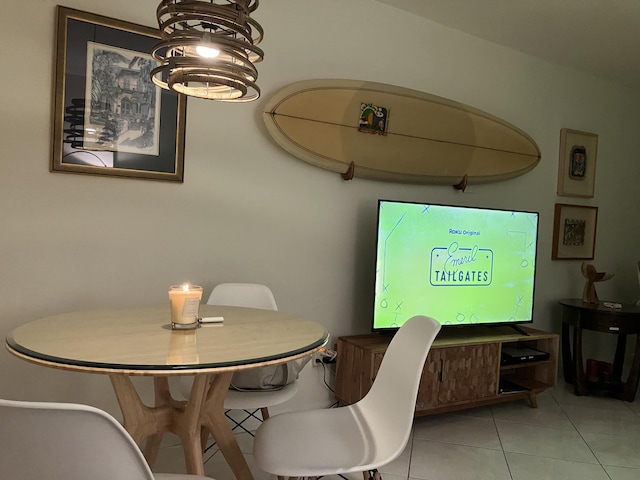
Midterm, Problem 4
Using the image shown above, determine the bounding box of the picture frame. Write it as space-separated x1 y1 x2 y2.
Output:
51 7 187 182
557 128 598 198
552 203 598 260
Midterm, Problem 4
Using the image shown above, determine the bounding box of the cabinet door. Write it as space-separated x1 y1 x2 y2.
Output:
438 344 499 404
415 350 441 410
336 339 380 404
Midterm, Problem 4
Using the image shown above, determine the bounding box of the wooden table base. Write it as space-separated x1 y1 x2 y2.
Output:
109 372 254 479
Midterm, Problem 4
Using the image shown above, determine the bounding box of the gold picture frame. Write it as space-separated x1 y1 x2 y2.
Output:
51 7 186 182
557 128 598 198
552 203 598 260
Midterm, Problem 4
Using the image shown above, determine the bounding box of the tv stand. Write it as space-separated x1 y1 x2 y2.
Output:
335 326 558 415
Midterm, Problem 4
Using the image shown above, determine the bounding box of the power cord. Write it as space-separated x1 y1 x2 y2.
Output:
314 348 337 365
320 361 335 393
320 348 337 362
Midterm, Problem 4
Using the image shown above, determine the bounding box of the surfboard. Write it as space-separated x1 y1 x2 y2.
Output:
263 79 540 187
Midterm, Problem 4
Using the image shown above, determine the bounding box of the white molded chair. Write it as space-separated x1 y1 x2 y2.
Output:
178 283 299 439
0 399 213 480
207 282 278 311
253 315 441 480
209 283 299 431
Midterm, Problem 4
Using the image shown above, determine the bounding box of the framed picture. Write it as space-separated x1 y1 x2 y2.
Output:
51 7 186 182
552 203 598 260
557 128 598 198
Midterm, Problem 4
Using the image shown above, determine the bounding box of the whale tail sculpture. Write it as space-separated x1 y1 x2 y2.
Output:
581 262 614 304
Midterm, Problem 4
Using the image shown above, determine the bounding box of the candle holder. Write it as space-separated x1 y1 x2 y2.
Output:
168 284 203 329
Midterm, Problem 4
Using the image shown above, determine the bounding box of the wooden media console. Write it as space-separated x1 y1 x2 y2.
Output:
335 326 558 415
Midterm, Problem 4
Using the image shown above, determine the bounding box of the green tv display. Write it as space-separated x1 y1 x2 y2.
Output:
373 200 539 330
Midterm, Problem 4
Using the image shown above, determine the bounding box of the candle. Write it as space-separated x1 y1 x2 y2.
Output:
168 283 203 328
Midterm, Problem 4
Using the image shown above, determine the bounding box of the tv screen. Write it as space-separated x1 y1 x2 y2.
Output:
373 200 539 330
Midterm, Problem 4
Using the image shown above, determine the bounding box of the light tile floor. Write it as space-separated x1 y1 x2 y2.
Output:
153 379 640 480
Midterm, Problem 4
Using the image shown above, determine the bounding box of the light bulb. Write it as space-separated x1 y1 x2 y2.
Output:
196 45 220 58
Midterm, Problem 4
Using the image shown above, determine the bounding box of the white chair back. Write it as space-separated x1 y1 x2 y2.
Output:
0 399 155 480
355 315 441 468
207 283 278 310
252 315 441 478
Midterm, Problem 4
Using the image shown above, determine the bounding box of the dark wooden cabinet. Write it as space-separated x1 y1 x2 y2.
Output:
335 326 558 415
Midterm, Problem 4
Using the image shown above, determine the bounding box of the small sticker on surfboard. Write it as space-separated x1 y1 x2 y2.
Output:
358 103 388 135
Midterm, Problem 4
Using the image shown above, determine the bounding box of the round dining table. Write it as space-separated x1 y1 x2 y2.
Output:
5 304 329 479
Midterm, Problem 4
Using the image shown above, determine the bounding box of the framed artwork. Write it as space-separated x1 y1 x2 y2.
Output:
51 7 187 182
557 128 598 198
552 203 598 260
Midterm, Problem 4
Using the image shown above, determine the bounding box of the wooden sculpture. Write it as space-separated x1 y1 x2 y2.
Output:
581 262 614 304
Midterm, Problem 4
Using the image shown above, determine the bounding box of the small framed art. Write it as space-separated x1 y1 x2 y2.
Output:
557 128 598 198
51 7 186 182
552 203 598 260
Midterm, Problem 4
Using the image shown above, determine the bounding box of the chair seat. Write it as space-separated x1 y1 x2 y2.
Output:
254 404 381 477
224 381 298 410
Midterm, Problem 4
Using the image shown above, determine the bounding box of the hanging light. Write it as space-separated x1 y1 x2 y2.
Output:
151 0 264 102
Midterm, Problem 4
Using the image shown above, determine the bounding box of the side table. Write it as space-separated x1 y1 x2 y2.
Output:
560 298 640 401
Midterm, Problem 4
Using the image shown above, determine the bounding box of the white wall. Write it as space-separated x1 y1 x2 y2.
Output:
2 0 640 416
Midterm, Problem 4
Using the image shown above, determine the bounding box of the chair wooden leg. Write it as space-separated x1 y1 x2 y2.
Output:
260 407 270 420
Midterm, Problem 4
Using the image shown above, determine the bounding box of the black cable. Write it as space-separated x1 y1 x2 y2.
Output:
320 361 335 393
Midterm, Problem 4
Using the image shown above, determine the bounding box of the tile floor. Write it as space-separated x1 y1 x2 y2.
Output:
153 379 640 480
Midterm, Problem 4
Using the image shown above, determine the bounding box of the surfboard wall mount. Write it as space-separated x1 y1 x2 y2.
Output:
341 160 469 191
263 79 541 190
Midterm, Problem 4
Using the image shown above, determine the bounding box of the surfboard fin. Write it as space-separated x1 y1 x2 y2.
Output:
453 174 468 192
342 161 355 181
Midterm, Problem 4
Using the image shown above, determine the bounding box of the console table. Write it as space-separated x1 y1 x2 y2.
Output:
560 298 640 401
335 326 558 415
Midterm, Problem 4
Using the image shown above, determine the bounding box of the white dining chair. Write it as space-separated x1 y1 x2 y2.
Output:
177 283 300 442
0 398 213 480
253 315 441 480
210 283 300 431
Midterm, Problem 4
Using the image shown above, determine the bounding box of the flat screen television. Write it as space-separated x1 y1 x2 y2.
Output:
373 200 539 331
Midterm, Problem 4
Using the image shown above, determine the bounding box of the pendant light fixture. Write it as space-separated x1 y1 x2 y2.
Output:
151 0 264 102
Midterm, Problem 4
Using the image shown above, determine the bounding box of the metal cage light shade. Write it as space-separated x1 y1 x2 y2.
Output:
151 0 264 102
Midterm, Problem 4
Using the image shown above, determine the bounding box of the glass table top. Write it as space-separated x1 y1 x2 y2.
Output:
6 305 329 374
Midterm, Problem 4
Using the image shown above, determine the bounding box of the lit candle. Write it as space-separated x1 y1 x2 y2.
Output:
168 283 203 328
